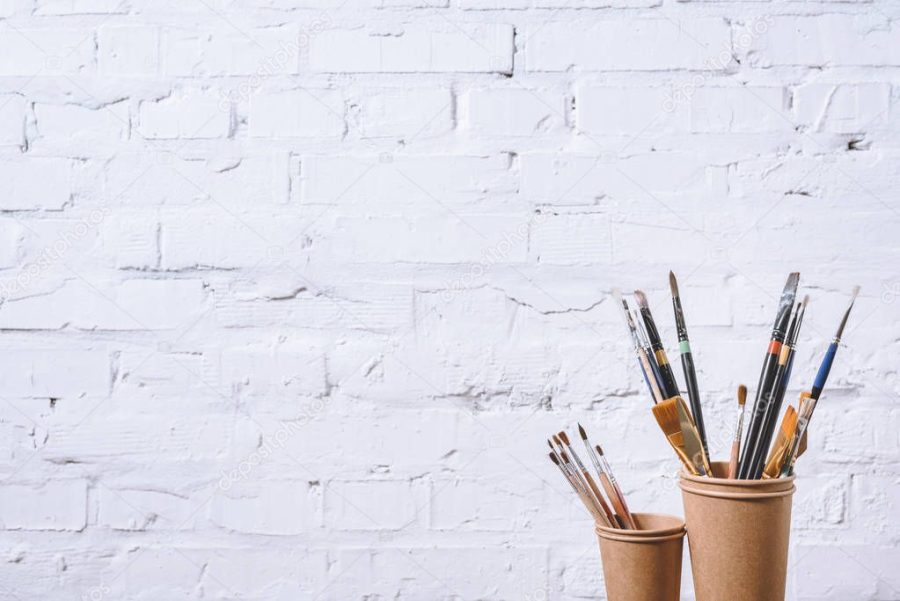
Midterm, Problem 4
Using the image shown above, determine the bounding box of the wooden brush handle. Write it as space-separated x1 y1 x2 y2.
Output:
728 441 740 479
600 474 636 529
582 471 616 527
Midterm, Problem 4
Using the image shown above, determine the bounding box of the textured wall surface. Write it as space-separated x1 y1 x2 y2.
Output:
0 0 897 599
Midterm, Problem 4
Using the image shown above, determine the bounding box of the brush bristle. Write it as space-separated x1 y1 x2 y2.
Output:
737 384 747 406
552 434 562 447
558 431 570 445
651 398 681 435
547 439 554 450
851 285 860 301
782 405 798 435
595 444 604 456
549 452 560 465
560 450 570 462
577 423 587 441
668 271 679 297
633 289 648 309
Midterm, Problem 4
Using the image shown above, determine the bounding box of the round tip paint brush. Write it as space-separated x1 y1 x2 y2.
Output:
669 270 708 457
727 384 748 479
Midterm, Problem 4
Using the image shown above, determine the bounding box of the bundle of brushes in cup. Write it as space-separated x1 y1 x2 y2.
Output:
548 425 637 528
610 272 859 480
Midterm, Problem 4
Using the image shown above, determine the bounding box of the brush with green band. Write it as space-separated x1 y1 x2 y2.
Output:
669 271 708 458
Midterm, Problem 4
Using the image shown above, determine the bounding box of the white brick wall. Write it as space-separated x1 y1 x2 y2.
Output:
0 1 896 600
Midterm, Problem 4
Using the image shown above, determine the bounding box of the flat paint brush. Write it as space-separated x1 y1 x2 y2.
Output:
780 392 814 476
577 423 636 529
634 290 681 398
669 271 708 457
675 395 711 476
614 289 664 404
727 384 748 479
652 397 698 474
763 405 798 478
746 296 808 479
738 272 800 479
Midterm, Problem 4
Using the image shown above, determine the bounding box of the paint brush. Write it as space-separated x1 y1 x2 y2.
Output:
727 384 748 479
738 272 800 479
555 433 616 527
669 271 708 457
780 392 814 476
614 289 664 404
763 405 798 478
556 446 611 526
675 395 711 476
811 286 859 401
745 295 808 479
577 423 636 529
782 286 859 474
549 452 605 523
652 396 697 474
634 309 666 398
634 290 681 398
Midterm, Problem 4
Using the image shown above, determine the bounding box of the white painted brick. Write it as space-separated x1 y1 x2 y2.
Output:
34 0 127 14
164 25 300 77
325 479 418 530
524 18 731 71
463 87 568 136
98 25 159 76
577 86 683 135
747 15 900 67
794 83 891 133
309 24 514 73
0 157 70 210
0 93 26 146
0 29 94 75
353 87 453 139
210 481 319 534
139 88 231 139
97 487 199 531
0 481 87 530
249 88 345 138
35 101 129 142
689 86 792 132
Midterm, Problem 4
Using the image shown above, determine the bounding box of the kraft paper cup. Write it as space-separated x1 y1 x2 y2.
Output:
680 461 796 601
595 512 685 601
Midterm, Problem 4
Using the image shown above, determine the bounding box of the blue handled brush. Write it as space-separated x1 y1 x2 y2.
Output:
811 286 860 401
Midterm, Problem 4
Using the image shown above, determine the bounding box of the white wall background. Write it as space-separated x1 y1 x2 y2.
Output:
0 0 897 599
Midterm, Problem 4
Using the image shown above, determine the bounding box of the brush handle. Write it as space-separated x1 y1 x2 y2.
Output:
637 347 664 403
746 349 795 479
599 457 637 529
582 470 617 526
727 407 745 478
811 342 838 399
679 343 707 457
737 341 781 479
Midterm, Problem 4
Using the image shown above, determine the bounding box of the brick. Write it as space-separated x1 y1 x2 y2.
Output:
0 29 94 75
0 481 87 530
463 87 568 136
98 25 159 76
746 15 900 67
0 93 26 146
353 87 453 139
139 88 231 139
35 101 129 143
309 24 514 73
249 88 345 138
524 18 731 71
325 479 419 530
0 157 71 210
210 481 319 534
164 25 300 77
0 349 108 397
794 83 891 133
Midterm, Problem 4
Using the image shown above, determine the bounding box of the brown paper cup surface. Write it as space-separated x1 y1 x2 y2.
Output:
595 512 685 601
680 461 795 601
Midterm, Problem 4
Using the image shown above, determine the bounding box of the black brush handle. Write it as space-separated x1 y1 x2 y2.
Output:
679 343 707 457
747 352 795 478
737 346 780 479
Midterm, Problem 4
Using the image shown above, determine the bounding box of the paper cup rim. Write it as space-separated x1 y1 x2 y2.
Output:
680 460 796 487
595 512 685 538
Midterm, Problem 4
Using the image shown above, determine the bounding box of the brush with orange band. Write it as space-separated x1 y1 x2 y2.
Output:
737 272 800 479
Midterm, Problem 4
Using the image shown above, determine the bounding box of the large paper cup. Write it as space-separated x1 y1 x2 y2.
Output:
680 461 796 601
595 512 685 601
